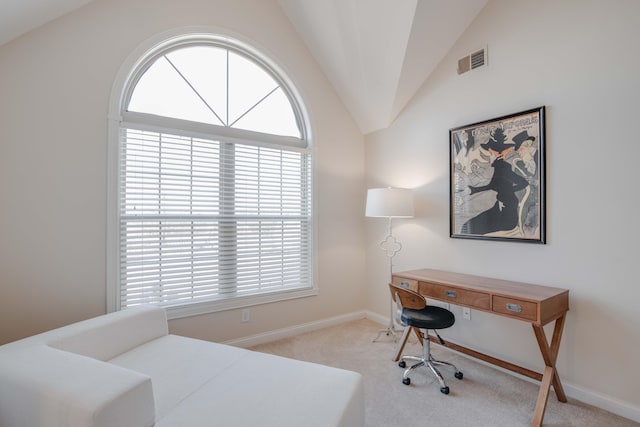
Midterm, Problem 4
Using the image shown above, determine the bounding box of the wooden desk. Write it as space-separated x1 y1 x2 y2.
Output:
392 269 569 427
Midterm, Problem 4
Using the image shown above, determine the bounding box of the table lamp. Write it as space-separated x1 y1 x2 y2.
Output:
366 187 414 342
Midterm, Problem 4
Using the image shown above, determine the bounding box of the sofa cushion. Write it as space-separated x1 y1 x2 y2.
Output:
110 335 364 427
109 334 247 420
154 349 364 427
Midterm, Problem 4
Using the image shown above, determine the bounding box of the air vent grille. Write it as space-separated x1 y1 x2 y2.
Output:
471 49 485 69
457 46 487 75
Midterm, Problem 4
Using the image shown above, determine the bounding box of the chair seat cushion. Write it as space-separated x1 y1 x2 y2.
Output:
401 306 455 330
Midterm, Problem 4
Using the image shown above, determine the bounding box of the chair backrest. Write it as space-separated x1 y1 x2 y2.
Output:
388 283 426 310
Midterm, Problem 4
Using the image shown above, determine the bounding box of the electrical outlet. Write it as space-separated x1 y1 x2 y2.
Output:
463 307 471 320
241 308 250 322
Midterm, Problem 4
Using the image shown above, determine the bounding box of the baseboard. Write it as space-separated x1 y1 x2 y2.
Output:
363 311 640 423
363 310 388 326
223 310 368 348
562 382 640 423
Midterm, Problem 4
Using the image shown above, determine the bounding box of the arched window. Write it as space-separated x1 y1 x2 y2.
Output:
108 33 314 318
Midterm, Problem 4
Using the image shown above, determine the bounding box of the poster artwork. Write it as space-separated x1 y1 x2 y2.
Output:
450 107 545 243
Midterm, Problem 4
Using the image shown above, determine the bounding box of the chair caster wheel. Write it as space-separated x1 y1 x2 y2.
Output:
398 361 406 368
440 386 450 394
402 377 411 385
455 371 463 380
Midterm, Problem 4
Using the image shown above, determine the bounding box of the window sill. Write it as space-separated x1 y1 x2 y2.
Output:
163 286 319 320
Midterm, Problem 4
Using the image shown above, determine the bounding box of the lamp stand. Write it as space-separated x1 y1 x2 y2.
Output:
373 217 404 342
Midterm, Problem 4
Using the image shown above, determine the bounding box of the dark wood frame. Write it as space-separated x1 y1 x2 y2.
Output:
449 106 546 243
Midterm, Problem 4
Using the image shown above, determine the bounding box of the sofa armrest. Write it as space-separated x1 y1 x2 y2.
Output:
0 346 155 427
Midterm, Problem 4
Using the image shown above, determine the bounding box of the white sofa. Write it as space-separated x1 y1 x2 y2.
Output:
0 306 364 427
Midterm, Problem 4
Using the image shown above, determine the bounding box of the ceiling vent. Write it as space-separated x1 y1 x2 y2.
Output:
457 46 487 75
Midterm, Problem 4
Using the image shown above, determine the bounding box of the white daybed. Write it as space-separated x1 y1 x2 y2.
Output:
0 306 364 427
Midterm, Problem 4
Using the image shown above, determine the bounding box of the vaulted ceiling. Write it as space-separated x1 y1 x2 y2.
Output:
277 0 487 134
0 0 487 134
0 0 94 47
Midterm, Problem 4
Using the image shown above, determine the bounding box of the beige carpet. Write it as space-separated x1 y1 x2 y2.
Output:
251 318 637 427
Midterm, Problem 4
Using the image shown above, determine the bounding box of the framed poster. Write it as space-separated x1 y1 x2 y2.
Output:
450 106 545 243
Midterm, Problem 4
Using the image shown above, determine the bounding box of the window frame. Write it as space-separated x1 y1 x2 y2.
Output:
107 29 317 319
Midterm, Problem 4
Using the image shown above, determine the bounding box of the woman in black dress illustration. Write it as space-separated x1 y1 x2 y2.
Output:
461 128 530 235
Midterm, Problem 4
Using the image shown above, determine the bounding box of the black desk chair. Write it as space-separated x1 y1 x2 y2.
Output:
389 282 463 394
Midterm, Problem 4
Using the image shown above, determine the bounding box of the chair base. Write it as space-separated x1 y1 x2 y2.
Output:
398 329 463 394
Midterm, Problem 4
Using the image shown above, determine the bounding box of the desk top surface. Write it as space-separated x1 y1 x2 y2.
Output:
393 268 568 302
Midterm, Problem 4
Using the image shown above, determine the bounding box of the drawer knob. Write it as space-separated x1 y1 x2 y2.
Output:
506 303 522 313
445 290 457 299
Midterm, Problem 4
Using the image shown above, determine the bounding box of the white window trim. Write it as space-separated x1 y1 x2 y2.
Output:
121 112 307 151
107 27 317 320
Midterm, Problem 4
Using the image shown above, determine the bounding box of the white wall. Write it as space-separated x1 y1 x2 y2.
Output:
0 0 365 344
365 0 640 418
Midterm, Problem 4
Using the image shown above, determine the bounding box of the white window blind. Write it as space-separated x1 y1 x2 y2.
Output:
118 127 312 309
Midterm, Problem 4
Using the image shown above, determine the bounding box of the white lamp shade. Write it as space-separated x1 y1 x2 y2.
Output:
365 187 414 218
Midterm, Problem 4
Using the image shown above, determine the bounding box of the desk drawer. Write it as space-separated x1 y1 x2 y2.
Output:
392 277 419 292
419 282 490 310
493 296 537 321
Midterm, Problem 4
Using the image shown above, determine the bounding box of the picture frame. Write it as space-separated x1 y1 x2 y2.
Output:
449 106 545 243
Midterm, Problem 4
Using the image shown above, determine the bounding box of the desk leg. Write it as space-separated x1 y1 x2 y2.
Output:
392 327 424 361
531 313 567 427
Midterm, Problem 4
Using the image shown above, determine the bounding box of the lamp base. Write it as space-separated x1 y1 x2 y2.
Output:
372 323 404 343
373 287 404 343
